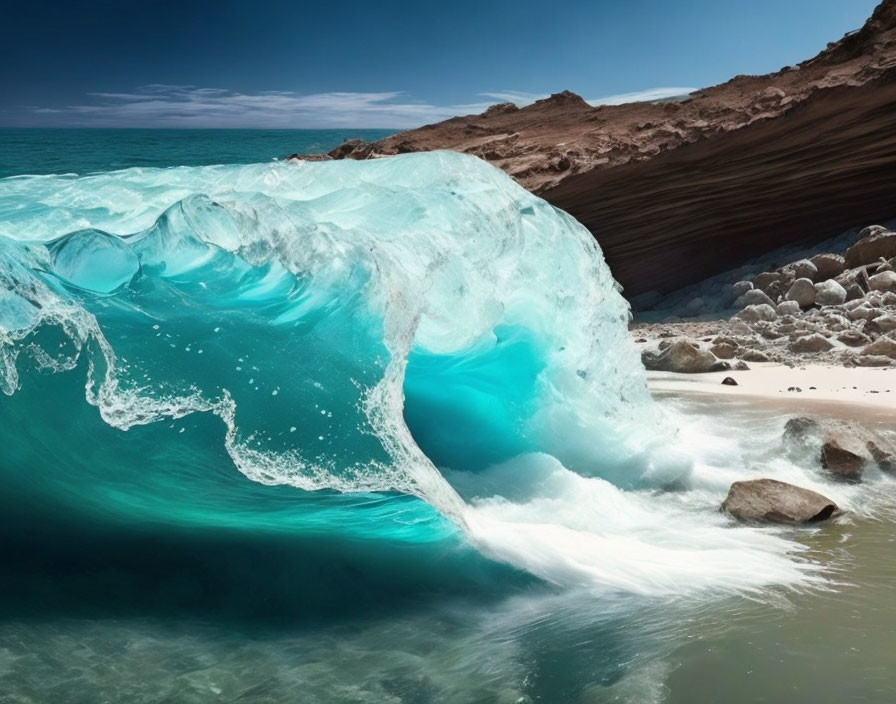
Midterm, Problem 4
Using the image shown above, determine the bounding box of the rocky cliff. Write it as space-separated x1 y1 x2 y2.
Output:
303 0 896 295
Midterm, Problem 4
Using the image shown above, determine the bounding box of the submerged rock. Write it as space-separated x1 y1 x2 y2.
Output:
782 416 823 456
867 441 895 473
721 478 840 525
820 441 865 482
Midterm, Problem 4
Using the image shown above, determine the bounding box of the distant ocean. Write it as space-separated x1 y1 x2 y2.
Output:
0 128 396 178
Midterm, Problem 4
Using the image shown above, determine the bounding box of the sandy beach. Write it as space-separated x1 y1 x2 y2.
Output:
649 363 896 417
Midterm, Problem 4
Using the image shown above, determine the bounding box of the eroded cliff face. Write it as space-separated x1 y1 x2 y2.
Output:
309 0 896 294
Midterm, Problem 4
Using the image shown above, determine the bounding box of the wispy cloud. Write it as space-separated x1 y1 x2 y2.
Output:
19 85 494 129
480 86 697 108
587 86 696 105
16 84 699 128
477 90 548 105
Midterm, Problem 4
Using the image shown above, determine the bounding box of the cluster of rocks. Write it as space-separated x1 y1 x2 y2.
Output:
636 225 896 370
721 415 895 525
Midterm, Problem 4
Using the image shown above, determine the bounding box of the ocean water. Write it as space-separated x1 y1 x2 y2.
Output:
0 128 395 178
1 133 895 703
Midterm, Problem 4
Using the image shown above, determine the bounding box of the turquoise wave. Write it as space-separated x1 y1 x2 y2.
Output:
2 152 770 621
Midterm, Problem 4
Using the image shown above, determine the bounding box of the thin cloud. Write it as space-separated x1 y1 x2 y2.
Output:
587 86 696 105
480 86 697 108
19 84 699 128
21 85 493 129
478 90 547 105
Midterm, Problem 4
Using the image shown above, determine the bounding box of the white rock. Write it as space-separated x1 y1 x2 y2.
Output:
736 289 776 308
775 300 801 316
785 278 817 309
814 279 847 306
731 280 753 299
846 305 882 321
789 333 834 353
867 270 896 292
784 259 818 282
735 304 777 323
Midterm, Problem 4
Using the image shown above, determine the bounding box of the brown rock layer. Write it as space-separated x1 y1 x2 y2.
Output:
310 0 896 295
547 75 896 294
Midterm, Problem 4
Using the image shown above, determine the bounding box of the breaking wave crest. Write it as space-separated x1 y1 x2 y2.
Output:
0 153 826 596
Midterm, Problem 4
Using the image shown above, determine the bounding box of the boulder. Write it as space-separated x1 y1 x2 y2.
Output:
785 278 817 308
844 282 865 302
731 280 753 299
789 333 834 353
871 315 896 333
867 441 895 473
721 376 738 386
735 289 776 308
867 270 896 292
814 279 847 306
641 339 727 373
845 233 896 269
741 349 771 362
775 300 801 316
837 330 871 347
854 354 892 367
810 253 845 281
752 271 783 294
862 335 896 358
782 416 822 450
720 479 840 525
847 304 882 321
820 441 865 482
735 304 777 323
710 341 737 359
783 259 818 282
681 296 705 317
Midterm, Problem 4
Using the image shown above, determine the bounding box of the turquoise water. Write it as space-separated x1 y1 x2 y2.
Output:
2 135 895 702
0 128 395 177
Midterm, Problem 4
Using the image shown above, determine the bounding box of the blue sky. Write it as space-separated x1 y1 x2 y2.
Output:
0 0 880 128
